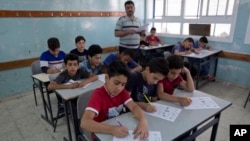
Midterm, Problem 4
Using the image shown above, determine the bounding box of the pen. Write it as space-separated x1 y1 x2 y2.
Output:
115 117 123 126
143 94 151 104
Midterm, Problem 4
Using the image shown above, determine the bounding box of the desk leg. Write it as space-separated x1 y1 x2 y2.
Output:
69 99 80 141
45 88 55 127
196 59 202 90
213 57 219 77
64 100 72 141
38 82 48 119
210 113 220 141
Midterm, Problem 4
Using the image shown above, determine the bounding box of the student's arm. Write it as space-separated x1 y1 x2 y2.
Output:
125 101 149 140
157 83 191 106
134 102 156 113
78 73 98 87
179 67 195 92
81 110 129 138
47 81 79 91
130 64 142 73
174 50 191 56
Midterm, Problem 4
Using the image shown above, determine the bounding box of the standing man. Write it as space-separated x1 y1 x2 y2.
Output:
115 0 142 62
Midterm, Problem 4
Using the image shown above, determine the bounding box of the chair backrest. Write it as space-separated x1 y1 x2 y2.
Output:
31 60 42 75
77 89 95 120
48 73 60 81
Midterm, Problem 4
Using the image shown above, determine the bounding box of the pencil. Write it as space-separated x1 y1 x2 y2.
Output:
143 94 151 104
115 117 123 126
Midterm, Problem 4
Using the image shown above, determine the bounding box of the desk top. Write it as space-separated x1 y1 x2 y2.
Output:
182 49 222 59
32 73 50 83
55 74 105 100
96 90 231 141
140 44 173 50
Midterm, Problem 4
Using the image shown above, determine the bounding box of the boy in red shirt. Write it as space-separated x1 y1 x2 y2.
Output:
81 61 149 140
157 55 194 106
146 27 163 46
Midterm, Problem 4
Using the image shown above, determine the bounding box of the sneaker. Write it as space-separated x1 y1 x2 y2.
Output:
202 74 215 81
57 104 65 114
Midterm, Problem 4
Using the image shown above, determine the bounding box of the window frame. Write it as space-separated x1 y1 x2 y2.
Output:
145 0 240 43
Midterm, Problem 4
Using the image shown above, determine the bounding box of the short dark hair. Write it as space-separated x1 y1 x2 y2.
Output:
75 36 86 44
47 37 60 51
88 44 103 57
121 49 134 59
107 61 130 79
124 0 134 6
199 36 208 44
184 37 194 44
150 27 156 31
64 53 79 64
147 57 169 76
167 55 184 69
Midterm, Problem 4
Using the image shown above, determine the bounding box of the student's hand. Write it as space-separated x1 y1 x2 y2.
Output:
69 82 79 89
112 126 129 138
78 81 87 88
145 104 156 113
133 119 149 140
126 29 136 35
182 67 190 74
178 97 192 106
185 50 192 55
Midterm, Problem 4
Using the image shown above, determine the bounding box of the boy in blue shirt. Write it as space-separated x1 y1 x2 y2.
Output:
103 49 142 73
40 37 66 74
172 37 194 55
125 57 169 112
80 44 103 74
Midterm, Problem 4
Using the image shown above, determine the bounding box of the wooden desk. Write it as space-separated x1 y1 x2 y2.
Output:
96 90 231 141
182 49 222 89
55 75 105 141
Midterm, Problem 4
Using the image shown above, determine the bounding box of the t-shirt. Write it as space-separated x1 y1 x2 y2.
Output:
80 60 103 75
40 50 66 72
85 86 132 122
70 48 88 62
158 75 183 95
171 42 185 54
145 36 160 44
54 69 90 84
115 16 141 49
125 72 157 103
103 53 137 69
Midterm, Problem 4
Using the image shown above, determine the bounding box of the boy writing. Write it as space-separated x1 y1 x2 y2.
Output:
102 49 142 73
80 44 103 74
145 27 163 46
81 61 149 140
40 37 66 74
157 55 194 106
48 53 97 111
125 57 169 112
172 37 194 55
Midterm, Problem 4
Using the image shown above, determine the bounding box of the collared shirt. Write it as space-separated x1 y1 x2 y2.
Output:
80 59 103 75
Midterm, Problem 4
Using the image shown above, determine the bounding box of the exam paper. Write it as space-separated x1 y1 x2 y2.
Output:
136 23 150 32
184 97 220 109
113 131 162 141
144 103 181 122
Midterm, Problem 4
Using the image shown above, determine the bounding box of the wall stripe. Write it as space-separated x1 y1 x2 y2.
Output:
0 46 118 71
0 10 126 18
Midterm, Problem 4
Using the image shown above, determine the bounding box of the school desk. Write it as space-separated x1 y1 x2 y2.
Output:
32 73 59 127
181 49 222 89
55 76 105 141
96 90 231 141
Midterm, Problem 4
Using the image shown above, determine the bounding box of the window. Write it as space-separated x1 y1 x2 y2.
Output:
146 0 239 42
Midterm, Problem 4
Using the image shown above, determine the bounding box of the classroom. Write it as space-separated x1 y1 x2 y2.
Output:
0 0 250 141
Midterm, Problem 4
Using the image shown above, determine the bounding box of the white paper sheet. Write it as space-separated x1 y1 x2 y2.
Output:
184 97 220 109
144 103 181 122
136 23 150 32
98 74 105 82
113 131 162 141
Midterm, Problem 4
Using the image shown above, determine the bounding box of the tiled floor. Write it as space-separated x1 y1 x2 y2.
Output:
0 81 249 141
